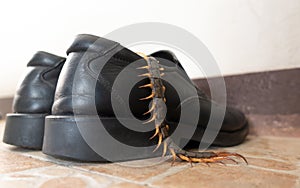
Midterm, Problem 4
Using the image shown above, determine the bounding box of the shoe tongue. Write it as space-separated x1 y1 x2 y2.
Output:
27 51 65 67
66 34 120 55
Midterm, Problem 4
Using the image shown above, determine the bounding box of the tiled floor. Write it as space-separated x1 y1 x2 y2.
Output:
0 120 299 188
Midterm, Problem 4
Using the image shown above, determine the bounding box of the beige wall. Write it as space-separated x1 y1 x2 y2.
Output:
0 0 299 97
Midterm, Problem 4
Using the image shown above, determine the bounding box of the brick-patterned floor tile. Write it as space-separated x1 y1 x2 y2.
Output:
152 165 297 188
1 120 300 188
79 158 188 182
0 150 52 174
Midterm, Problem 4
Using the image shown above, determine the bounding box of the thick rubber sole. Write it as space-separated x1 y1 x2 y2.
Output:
42 115 164 162
3 113 47 149
42 115 249 162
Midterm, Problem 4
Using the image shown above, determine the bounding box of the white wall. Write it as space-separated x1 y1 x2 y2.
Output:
0 0 299 98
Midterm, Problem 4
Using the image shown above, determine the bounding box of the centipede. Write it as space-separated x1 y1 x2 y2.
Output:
137 54 248 166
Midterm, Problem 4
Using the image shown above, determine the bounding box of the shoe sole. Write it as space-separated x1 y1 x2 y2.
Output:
3 113 47 149
42 115 163 162
42 115 249 162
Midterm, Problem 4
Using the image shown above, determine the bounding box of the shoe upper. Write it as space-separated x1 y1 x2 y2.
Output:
52 34 137 116
13 51 66 114
150 50 247 132
52 34 247 140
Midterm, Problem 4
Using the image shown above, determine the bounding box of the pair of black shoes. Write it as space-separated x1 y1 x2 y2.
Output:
3 34 248 162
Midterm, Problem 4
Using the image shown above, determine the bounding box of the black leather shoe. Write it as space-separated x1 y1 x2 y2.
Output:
3 52 66 149
42 34 248 162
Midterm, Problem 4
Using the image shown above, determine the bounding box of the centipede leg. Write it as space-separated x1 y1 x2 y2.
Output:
169 148 177 166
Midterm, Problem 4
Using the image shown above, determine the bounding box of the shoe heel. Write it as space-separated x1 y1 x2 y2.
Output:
42 115 162 162
3 113 46 149
42 115 105 162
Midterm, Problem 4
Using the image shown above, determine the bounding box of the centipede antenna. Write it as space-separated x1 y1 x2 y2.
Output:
216 152 248 165
232 153 248 165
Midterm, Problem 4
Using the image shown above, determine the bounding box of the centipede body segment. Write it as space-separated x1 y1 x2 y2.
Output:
137 54 248 166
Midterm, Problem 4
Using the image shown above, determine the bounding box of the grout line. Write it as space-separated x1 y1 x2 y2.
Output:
18 152 80 166
0 164 154 188
244 155 292 163
246 164 300 177
254 135 300 141
0 146 92 167
61 171 114 188
0 144 168 187
72 166 157 188
0 165 57 179
0 165 116 188
143 164 190 184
